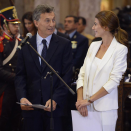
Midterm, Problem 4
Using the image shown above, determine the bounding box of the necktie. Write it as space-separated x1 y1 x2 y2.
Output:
41 39 47 68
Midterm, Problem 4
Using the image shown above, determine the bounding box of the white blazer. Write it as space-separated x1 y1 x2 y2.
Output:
77 37 128 111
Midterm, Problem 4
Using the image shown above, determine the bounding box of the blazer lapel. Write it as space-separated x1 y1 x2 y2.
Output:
85 40 102 84
42 34 59 72
28 35 41 73
94 37 117 79
89 40 102 65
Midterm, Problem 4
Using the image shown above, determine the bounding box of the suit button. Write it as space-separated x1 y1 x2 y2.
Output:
39 89 41 92
9 63 12 66
12 68 14 72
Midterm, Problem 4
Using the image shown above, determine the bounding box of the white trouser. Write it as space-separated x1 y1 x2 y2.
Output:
87 104 118 131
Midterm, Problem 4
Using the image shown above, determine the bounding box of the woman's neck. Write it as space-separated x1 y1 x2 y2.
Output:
101 33 114 46
29 30 36 36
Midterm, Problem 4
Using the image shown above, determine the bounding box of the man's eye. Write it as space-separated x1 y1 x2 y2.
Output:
52 19 55 22
46 20 50 23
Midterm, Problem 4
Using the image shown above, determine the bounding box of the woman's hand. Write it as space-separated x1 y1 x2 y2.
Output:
76 99 91 110
77 105 88 117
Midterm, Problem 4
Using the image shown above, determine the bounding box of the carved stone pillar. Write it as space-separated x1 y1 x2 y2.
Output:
79 0 101 36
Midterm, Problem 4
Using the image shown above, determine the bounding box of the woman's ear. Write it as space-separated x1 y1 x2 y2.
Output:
104 26 109 31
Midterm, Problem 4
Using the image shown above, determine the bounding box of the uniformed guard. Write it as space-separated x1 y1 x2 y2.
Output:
0 5 22 131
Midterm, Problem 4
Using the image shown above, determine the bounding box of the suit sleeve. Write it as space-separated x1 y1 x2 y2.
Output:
52 41 73 106
103 46 128 93
15 49 27 101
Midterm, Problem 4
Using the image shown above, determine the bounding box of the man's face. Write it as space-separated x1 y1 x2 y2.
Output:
8 23 19 36
77 19 85 33
64 17 77 34
34 12 55 38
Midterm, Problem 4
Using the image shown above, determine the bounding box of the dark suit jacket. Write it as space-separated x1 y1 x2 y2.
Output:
57 31 70 40
70 31 89 69
15 33 73 117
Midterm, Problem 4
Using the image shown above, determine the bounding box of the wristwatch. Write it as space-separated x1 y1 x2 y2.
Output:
87 97 94 103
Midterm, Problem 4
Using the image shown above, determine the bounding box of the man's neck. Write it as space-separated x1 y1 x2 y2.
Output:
67 30 76 39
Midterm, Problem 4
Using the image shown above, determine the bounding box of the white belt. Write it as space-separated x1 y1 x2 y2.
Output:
3 34 20 65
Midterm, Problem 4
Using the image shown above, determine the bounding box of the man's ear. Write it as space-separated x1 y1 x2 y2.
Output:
2 24 7 31
34 20 38 28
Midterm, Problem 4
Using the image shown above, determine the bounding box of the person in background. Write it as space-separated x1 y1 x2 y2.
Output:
64 15 89 72
56 23 65 34
15 4 72 131
77 16 94 45
76 10 128 131
0 6 22 131
54 28 70 40
22 12 37 37
64 15 89 131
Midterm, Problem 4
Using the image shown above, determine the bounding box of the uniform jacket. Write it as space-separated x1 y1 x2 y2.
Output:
77 37 128 111
71 31 89 70
15 33 73 117
0 37 21 96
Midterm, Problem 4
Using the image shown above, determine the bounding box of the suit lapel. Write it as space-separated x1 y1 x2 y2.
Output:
42 34 59 72
94 37 117 79
28 35 41 73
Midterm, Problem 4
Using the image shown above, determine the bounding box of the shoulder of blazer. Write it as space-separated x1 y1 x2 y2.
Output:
89 40 102 50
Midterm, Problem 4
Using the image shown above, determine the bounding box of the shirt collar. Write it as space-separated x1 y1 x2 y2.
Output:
68 30 76 39
36 32 52 47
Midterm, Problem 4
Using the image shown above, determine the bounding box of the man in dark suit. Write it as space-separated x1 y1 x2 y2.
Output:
0 6 22 131
64 15 89 71
64 15 89 131
15 4 72 131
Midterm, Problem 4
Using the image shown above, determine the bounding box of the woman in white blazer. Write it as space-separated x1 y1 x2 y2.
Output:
76 10 128 131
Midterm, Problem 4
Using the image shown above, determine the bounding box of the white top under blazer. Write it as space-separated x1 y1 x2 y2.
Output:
87 57 102 98
77 37 128 111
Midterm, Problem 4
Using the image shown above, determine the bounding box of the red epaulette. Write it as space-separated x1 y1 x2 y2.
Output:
0 36 4 52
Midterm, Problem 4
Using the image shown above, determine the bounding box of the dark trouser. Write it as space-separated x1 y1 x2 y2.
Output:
22 111 65 131
64 84 77 131
0 85 22 131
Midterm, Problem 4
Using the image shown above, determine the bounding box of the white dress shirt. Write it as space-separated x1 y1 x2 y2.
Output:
36 32 52 64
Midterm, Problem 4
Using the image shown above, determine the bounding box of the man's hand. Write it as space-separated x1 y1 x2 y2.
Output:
44 99 57 112
20 98 34 110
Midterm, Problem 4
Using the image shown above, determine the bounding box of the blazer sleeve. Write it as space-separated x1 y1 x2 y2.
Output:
15 48 27 101
103 45 128 93
76 43 92 90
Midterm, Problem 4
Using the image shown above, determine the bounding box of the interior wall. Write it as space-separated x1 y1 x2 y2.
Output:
79 0 101 35
1 0 130 36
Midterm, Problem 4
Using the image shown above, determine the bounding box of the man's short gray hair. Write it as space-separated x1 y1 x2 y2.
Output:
33 4 54 21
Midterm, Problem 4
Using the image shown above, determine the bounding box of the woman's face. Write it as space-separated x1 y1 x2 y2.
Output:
24 19 35 32
92 18 105 37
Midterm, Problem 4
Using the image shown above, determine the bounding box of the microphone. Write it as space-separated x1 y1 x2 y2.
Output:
17 33 32 50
